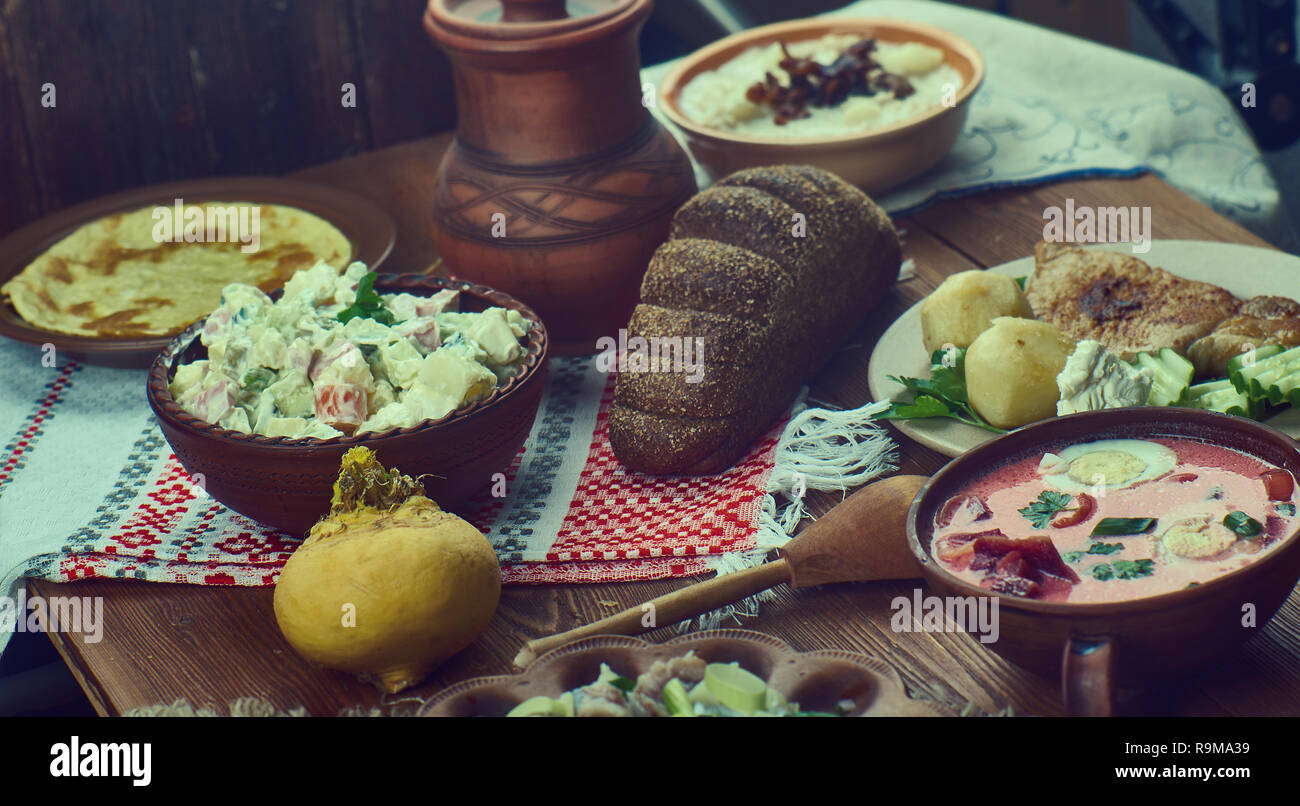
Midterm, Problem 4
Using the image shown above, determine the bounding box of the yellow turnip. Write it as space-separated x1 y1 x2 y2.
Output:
273 447 500 693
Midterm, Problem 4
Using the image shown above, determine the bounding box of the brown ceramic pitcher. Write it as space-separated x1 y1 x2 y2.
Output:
423 0 698 354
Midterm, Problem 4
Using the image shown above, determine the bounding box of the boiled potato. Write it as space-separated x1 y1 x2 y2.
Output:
920 271 1033 354
966 317 1075 429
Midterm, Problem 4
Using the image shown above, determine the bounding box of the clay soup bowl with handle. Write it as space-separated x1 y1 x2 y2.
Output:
906 406 1300 716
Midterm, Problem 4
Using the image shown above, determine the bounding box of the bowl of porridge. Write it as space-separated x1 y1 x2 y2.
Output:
657 18 984 193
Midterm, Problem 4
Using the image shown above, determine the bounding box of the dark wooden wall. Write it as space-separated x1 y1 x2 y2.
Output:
0 0 456 238
0 0 1137 241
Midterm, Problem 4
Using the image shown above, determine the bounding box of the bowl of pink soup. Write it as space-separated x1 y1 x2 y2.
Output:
906 407 1300 715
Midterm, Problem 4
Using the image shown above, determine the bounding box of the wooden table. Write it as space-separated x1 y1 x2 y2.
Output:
31 134 1300 717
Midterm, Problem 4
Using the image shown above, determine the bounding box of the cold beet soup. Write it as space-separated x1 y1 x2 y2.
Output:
931 438 1297 603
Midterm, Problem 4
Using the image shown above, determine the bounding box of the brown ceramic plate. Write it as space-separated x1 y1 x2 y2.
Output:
418 629 946 717
0 176 396 367
146 273 548 535
657 18 983 193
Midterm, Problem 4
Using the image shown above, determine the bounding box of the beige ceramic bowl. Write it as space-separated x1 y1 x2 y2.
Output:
657 18 984 194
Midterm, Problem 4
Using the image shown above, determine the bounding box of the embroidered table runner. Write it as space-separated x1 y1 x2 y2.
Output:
0 337 899 654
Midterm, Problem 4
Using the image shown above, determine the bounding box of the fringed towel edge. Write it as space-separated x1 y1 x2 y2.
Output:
679 399 899 632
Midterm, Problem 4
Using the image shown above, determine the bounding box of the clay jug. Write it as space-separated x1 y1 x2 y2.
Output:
423 0 698 355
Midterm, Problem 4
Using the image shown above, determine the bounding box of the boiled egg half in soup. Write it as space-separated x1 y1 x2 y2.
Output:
1038 439 1177 493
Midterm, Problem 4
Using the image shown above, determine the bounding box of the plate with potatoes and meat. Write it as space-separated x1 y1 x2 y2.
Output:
867 240 1300 457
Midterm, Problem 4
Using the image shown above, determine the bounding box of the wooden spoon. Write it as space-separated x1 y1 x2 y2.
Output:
513 474 928 668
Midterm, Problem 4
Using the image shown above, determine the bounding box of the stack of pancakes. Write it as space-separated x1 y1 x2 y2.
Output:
2 201 351 339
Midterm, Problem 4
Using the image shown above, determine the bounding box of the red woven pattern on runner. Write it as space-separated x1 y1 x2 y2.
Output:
0 361 78 488
501 556 713 585
49 372 786 587
547 374 780 562
60 456 297 582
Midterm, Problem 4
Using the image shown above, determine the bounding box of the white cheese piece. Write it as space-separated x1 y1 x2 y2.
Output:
465 307 523 365
416 349 496 408
170 360 209 399
302 421 345 439
219 407 251 434
267 370 314 418
313 340 373 388
264 417 309 438
1056 340 1153 415
281 261 339 305
380 338 423 389
220 284 272 319
505 309 528 338
248 328 288 370
358 400 421 434
250 393 277 433
369 379 396 412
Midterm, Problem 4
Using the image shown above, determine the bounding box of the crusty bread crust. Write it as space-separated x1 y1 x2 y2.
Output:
609 164 900 474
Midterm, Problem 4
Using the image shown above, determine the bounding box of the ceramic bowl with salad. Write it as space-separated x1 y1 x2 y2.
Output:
418 630 945 717
147 262 549 535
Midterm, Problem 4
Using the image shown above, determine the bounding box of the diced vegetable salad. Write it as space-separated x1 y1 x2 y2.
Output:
505 652 851 717
169 261 530 439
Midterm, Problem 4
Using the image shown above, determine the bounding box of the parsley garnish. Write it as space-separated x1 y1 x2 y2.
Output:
1018 491 1073 529
337 271 394 326
1112 559 1156 579
1086 541 1124 555
1062 551 1084 564
608 676 636 694
873 348 1007 434
1092 559 1156 581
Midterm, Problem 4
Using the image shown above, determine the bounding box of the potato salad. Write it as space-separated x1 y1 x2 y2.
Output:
169 261 530 439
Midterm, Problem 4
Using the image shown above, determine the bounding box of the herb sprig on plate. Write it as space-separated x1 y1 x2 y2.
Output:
873 347 1007 434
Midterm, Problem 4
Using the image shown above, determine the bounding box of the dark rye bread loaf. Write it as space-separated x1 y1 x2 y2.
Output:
609 165 901 474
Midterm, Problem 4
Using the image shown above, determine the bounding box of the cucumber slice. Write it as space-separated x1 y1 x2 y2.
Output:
1227 344 1284 376
688 680 721 707
1231 345 1300 405
1133 347 1193 406
1187 378 1261 419
1090 517 1157 536
763 687 789 714
704 662 768 715
662 678 695 717
507 695 560 717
